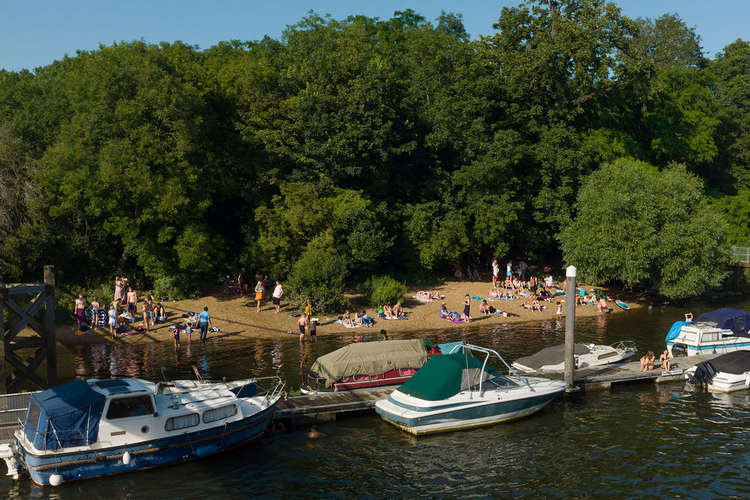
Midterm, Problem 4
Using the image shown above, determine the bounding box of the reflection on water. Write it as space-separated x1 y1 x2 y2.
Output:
4 299 750 498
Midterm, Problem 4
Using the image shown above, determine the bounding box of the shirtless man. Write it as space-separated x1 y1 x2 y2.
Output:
74 294 87 329
126 288 138 317
298 314 307 342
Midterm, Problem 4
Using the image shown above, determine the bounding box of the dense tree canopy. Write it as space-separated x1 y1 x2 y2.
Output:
0 0 745 301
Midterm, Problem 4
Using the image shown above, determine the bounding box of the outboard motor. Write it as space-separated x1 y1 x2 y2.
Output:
687 361 717 389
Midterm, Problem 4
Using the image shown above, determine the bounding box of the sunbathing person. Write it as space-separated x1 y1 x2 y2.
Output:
531 299 542 312
439 303 450 318
382 304 394 319
343 310 354 327
392 301 404 317
598 296 608 313
416 290 433 301
659 349 672 372
360 310 374 326
640 351 655 372
479 299 491 316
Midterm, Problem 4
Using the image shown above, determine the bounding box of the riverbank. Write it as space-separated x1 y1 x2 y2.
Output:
51 281 638 346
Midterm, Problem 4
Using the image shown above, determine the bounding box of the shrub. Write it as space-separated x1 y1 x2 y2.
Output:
287 247 348 313
152 274 197 301
363 275 407 307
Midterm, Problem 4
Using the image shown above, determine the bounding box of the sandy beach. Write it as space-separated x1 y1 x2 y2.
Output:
52 281 637 346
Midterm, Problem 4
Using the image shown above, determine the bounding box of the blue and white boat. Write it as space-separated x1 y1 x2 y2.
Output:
666 308 750 357
0 375 283 486
375 343 567 435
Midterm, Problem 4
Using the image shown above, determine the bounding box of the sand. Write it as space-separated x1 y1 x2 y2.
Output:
53 281 637 346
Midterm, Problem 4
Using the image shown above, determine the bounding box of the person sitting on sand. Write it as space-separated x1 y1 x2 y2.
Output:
392 301 404 318
154 303 167 323
640 351 655 372
479 299 491 316
343 310 353 327
382 304 394 319
598 296 608 313
659 349 672 372
531 298 542 312
439 303 449 318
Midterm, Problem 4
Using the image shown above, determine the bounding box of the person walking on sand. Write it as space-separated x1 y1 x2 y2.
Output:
126 287 138 317
298 314 307 342
198 306 212 343
75 294 87 330
255 280 264 312
272 281 284 313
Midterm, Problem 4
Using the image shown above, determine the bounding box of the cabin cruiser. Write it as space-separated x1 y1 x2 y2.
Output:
666 309 750 357
375 343 567 435
0 375 283 486
685 351 750 392
511 341 637 374
301 339 436 393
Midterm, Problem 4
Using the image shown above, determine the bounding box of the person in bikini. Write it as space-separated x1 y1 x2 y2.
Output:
640 351 655 372
392 301 403 318
659 349 672 372
254 280 264 312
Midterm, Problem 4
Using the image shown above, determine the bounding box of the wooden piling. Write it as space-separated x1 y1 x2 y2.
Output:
44 266 56 386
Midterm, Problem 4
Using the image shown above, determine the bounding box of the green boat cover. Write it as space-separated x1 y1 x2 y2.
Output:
398 352 500 401
310 339 428 388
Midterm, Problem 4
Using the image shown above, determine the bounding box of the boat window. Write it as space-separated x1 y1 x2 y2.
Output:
106 395 154 419
485 376 518 388
702 333 718 342
203 404 237 424
165 413 200 431
736 317 746 333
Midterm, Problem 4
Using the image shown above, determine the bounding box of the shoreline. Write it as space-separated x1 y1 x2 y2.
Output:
48 281 638 347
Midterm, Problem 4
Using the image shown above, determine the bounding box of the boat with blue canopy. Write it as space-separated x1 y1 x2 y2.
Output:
375 343 567 435
666 308 750 357
0 374 283 486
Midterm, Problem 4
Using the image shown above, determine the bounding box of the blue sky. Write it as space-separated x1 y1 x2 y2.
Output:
2 1 748 72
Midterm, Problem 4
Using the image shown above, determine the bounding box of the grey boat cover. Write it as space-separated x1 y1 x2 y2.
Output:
310 340 428 388
688 350 750 386
513 344 592 371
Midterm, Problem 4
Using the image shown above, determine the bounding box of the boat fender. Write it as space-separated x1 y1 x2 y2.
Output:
49 473 63 486
122 451 131 465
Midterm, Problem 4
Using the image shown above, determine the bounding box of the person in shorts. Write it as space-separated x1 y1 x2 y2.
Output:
272 281 284 313
308 317 317 343
255 281 264 312
298 314 307 342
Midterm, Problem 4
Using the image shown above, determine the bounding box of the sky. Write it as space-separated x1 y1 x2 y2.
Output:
1 0 748 72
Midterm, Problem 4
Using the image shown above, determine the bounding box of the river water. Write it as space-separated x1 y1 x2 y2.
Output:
3 299 750 498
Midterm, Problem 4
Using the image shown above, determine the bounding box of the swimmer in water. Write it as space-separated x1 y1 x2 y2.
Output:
307 425 325 439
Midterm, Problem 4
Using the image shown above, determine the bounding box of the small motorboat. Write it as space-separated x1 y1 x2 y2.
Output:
302 339 437 393
511 341 637 374
0 374 284 486
374 343 567 435
666 309 750 357
685 351 750 392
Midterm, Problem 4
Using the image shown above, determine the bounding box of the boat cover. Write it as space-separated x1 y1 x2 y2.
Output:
688 351 750 386
665 321 692 341
398 352 500 401
696 309 750 336
513 344 593 371
23 379 106 451
310 340 428 388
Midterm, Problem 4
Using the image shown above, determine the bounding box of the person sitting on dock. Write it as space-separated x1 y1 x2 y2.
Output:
659 349 672 372
640 351 655 371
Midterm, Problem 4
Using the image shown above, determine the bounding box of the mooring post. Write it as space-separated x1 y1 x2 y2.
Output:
0 270 5 394
44 265 56 386
564 265 577 390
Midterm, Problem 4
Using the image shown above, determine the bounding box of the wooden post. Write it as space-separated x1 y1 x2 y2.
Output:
0 271 5 394
44 265 56 387
564 265 577 390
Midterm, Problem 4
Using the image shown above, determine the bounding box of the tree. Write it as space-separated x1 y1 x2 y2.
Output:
559 158 730 298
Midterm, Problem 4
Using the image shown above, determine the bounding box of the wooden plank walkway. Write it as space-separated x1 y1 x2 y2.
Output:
275 387 394 421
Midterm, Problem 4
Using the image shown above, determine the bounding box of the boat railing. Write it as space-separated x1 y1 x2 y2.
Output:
610 340 637 352
254 376 285 406
447 343 517 396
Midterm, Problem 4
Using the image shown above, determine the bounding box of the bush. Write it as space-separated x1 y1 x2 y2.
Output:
287 247 348 313
363 275 407 307
152 274 198 301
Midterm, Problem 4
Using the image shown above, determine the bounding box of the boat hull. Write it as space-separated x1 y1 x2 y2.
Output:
17 402 276 486
375 391 562 435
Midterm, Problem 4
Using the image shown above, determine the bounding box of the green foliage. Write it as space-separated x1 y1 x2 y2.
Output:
362 276 407 307
286 247 348 313
712 190 750 246
559 158 731 298
0 4 744 300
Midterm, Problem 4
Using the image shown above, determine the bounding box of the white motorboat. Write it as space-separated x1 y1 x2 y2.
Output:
666 309 750 357
0 374 283 486
511 341 637 374
685 351 750 392
374 343 567 435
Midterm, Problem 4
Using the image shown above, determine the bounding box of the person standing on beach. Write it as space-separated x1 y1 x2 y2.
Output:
272 281 284 313
304 299 312 318
238 267 248 296
108 302 118 338
506 260 513 279
126 287 138 317
75 294 87 329
461 294 472 321
114 277 123 303
255 280 264 312
141 301 151 332
308 317 317 343
492 258 500 289
198 306 212 342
